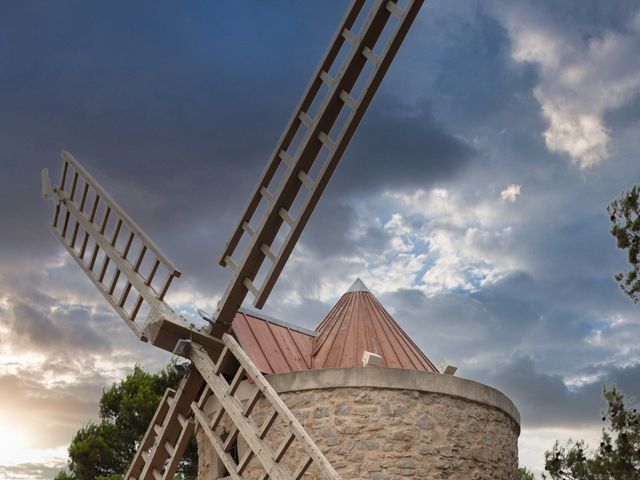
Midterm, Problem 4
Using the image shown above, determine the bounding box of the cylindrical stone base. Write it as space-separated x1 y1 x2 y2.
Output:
196 368 520 480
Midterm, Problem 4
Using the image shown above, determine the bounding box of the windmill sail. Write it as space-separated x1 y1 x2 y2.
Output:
43 151 223 355
126 335 342 480
215 0 425 331
43 1 427 479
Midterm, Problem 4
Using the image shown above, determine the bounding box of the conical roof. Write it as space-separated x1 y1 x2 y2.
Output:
312 279 438 372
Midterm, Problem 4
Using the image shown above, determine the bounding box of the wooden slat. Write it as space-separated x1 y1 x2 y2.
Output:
319 70 334 86
60 151 181 275
98 256 111 283
54 191 156 308
133 245 147 273
192 404 244 480
237 449 255 475
259 409 279 439
224 255 238 272
362 46 381 65
223 427 240 452
213 0 425 322
188 343 291 480
214 345 230 375
136 373 204 480
278 208 296 228
213 0 375 325
210 405 227 431
157 272 174 301
274 433 296 462
119 282 132 308
221 335 342 480
260 243 277 263
342 28 358 44
293 457 314 480
122 231 135 259
145 259 160 287
297 170 315 190
59 160 69 198
339 90 358 110
131 294 144 321
99 207 112 235
160 418 195 480
108 269 121 295
228 366 245 395
243 278 259 297
110 218 123 246
49 225 141 336
244 387 263 416
279 150 294 168
250 0 425 311
122 391 177 479
299 112 313 128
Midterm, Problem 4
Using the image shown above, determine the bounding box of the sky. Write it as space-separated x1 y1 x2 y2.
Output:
1 0 640 478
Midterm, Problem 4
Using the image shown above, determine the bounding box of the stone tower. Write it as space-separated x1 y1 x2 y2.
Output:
197 279 520 480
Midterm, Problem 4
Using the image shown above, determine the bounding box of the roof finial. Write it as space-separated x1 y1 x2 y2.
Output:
347 278 371 293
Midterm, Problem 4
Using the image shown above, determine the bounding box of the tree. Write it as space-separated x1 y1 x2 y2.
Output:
608 185 640 303
55 364 197 480
543 387 640 479
518 466 536 480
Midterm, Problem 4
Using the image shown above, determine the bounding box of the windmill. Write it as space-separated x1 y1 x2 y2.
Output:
41 1 425 479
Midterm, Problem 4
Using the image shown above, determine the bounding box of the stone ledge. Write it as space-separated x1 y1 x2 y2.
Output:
265 367 520 427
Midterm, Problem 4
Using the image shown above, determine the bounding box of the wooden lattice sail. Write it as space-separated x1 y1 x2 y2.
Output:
41 1 425 479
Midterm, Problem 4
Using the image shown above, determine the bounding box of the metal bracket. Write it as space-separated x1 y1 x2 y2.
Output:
41 168 58 205
173 338 193 357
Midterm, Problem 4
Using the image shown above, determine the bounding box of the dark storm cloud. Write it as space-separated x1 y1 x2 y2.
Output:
0 269 114 354
334 96 475 194
382 284 639 430
1 0 640 476
0 1 348 264
0 0 476 300
486 357 640 429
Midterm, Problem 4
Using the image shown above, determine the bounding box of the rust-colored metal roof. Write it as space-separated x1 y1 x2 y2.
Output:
312 279 438 372
231 280 438 374
231 308 313 375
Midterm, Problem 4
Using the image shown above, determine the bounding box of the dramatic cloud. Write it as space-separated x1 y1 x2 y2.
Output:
498 2 640 168
2 1 640 479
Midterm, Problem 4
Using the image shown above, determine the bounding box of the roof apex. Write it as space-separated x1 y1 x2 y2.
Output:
312 281 438 373
346 277 371 293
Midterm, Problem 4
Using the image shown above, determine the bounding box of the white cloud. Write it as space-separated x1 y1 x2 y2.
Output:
269 186 527 302
503 9 640 168
384 188 524 295
501 184 522 203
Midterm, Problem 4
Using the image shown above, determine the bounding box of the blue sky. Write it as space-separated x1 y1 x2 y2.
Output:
1 1 640 478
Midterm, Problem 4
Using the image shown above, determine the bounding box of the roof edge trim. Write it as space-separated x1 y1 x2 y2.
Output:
237 307 316 337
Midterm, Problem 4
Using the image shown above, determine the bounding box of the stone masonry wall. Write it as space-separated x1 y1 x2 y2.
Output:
196 386 519 480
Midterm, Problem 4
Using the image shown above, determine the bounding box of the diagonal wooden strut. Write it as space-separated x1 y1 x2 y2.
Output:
124 373 204 480
215 0 425 331
44 151 224 356
128 334 342 480
190 335 341 480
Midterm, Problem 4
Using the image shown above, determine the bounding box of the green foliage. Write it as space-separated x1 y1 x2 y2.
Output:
543 387 640 479
57 364 197 480
518 466 536 480
608 185 640 303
